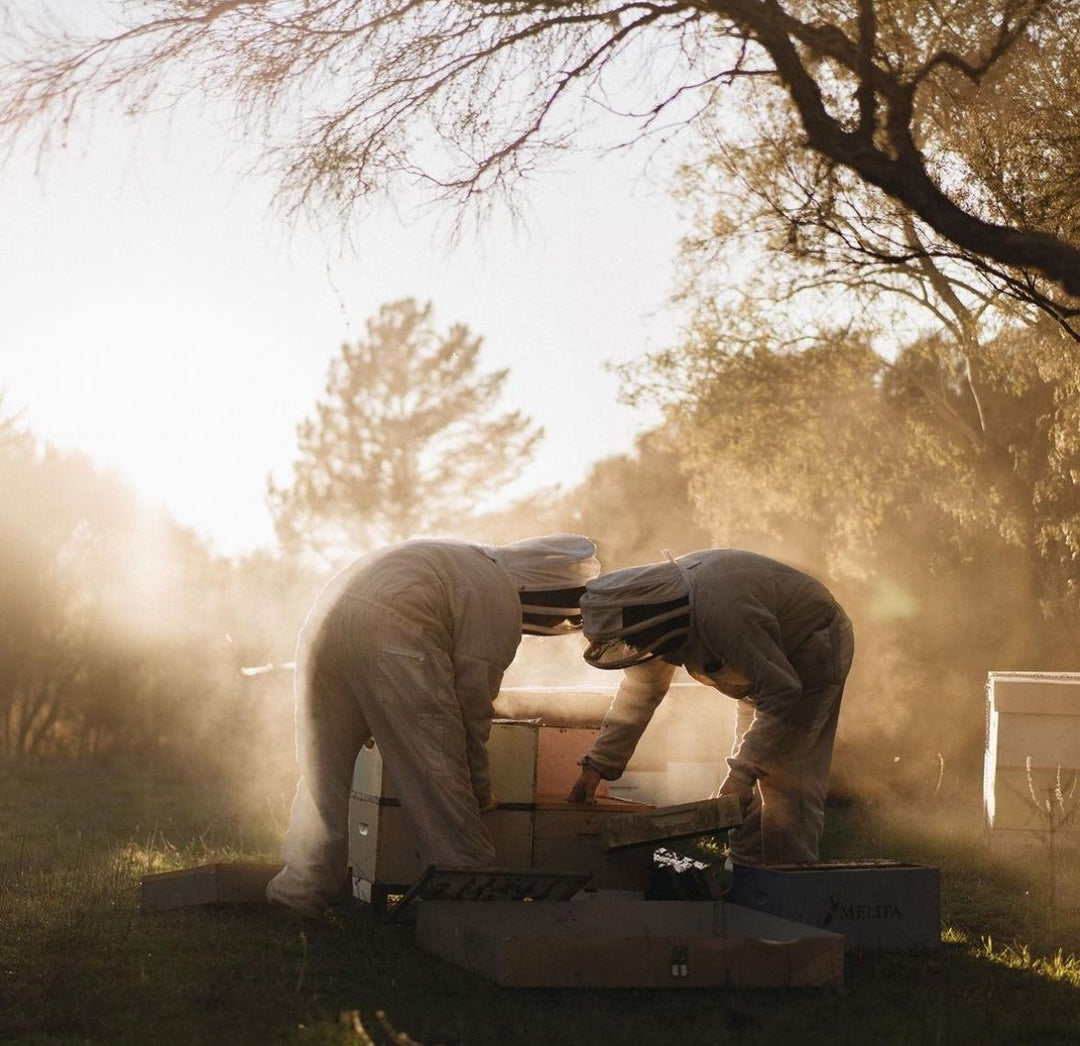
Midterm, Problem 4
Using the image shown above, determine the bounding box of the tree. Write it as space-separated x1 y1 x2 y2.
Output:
2 1 1078 320
670 21 1080 345
268 298 542 562
0 421 229 762
0 393 272 766
623 314 898 578
883 321 1080 648
468 427 713 570
622 304 1080 793
556 429 713 570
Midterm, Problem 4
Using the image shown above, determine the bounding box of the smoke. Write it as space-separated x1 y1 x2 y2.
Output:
24 474 1013 831
497 557 999 810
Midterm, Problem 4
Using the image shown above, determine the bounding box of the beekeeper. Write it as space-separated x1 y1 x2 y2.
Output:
568 548 854 867
267 534 601 918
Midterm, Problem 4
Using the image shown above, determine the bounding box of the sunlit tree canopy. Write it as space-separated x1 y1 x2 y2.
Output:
1 0 1078 325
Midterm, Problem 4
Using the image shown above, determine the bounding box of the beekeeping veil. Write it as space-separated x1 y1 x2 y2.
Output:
487 534 601 636
580 560 691 669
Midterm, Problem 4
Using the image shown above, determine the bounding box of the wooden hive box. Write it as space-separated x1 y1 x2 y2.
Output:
140 862 280 913
415 897 844 988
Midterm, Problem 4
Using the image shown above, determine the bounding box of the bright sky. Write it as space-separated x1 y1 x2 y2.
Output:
1 15 685 558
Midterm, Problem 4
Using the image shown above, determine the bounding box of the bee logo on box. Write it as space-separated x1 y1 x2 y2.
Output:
822 894 903 927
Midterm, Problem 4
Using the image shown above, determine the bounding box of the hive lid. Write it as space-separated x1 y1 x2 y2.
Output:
989 672 1080 714
602 795 744 850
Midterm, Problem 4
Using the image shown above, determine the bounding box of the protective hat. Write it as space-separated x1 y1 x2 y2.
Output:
487 534 600 637
488 534 601 591
580 560 691 669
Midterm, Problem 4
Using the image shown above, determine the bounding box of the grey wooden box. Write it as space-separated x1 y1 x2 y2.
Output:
140 862 280 912
415 897 844 988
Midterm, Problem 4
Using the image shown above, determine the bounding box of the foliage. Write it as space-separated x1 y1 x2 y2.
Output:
469 427 712 572
885 321 1080 642
625 324 893 578
2 1 1078 320
268 298 541 565
0 398 312 775
672 15 1080 342
0 422 196 761
620 305 1080 794
559 428 714 570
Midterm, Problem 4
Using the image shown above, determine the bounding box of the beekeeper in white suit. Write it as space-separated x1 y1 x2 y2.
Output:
568 549 854 867
268 534 601 918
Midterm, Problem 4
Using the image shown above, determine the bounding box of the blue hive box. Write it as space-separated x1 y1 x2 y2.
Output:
729 860 941 952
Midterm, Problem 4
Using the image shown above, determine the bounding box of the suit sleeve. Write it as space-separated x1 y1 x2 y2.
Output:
584 658 676 779
452 653 507 809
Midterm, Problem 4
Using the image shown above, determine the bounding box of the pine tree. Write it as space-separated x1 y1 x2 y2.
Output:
268 298 542 562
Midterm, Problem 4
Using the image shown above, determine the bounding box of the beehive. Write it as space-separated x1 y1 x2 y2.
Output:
983 671 1080 842
349 718 653 905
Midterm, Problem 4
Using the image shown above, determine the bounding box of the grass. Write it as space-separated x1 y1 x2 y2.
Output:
2 762 1080 1045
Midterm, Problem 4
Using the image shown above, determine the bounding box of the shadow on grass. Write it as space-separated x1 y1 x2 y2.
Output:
3 763 1080 1045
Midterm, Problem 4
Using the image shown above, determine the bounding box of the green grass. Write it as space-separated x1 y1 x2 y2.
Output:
3 764 1080 1045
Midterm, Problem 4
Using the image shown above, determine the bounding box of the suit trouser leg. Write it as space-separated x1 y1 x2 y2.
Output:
269 600 496 915
345 604 495 870
728 613 854 866
728 681 846 866
268 611 372 916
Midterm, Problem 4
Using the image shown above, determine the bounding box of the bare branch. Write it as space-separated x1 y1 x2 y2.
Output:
1 0 1078 309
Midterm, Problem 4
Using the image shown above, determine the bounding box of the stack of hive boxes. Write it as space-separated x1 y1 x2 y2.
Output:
983 671 1080 846
349 718 654 906
493 683 734 807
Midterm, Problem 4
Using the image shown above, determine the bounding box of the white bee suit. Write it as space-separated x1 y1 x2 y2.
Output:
580 549 854 867
267 535 599 918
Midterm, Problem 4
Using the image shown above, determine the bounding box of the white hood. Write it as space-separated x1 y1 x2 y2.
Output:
487 533 601 591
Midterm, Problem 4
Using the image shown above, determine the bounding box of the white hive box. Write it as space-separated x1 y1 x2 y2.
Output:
983 672 1080 841
491 686 613 726
350 719 539 904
